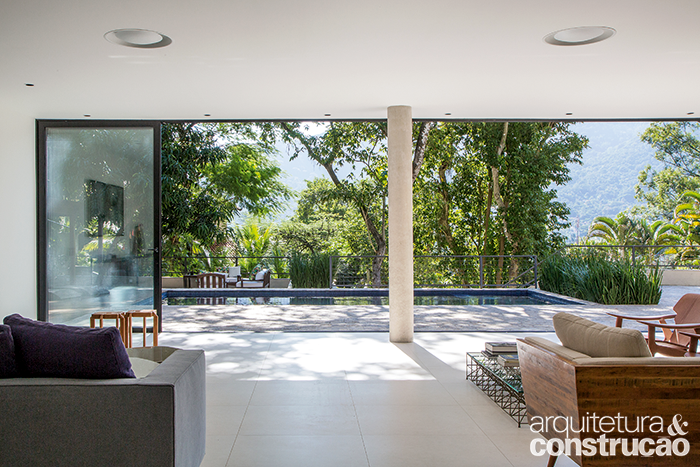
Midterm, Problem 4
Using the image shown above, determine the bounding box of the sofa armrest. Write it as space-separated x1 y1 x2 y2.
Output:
0 349 205 467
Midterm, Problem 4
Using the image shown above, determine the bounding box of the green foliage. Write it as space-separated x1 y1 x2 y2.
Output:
635 122 700 220
274 178 359 256
414 121 587 262
161 122 290 275
634 166 700 221
539 252 662 305
263 122 393 286
262 121 587 286
269 242 288 277
288 253 330 288
234 220 273 275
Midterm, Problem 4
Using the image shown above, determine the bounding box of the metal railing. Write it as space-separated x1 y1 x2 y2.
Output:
162 255 289 277
557 244 700 269
329 254 538 289
163 244 700 290
163 254 539 289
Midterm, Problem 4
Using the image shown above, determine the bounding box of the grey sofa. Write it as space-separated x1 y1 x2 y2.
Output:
0 346 206 467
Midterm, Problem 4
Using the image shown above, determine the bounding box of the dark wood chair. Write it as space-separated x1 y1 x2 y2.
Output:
607 293 700 356
195 272 227 288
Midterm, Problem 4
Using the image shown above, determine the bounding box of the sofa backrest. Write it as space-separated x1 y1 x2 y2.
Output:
521 336 700 366
553 311 652 357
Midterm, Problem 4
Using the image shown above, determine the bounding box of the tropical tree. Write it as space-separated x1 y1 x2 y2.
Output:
414 121 587 283
672 191 700 264
263 121 432 286
161 122 290 274
587 213 641 245
234 219 273 275
275 178 347 254
635 122 700 220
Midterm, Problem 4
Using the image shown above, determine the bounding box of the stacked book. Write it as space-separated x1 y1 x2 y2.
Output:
482 342 519 367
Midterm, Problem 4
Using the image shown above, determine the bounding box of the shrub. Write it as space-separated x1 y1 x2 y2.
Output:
539 251 662 305
288 253 331 288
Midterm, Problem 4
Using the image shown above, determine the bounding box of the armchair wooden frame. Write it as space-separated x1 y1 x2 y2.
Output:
518 337 700 466
607 293 700 357
196 272 227 288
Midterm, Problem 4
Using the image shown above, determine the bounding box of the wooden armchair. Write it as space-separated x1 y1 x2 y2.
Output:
196 272 227 288
518 336 700 466
607 293 700 356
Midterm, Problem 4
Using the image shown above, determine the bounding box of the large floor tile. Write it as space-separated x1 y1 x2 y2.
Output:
355 404 482 435
206 404 248 436
363 434 511 467
239 405 361 436
349 380 458 406
207 379 257 406
463 403 524 433
200 435 236 467
441 380 498 407
227 435 368 467
250 380 353 406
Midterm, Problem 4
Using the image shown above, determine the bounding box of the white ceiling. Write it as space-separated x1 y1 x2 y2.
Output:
2 0 700 121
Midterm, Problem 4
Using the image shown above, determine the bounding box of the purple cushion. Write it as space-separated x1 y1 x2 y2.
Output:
0 324 18 378
3 314 135 379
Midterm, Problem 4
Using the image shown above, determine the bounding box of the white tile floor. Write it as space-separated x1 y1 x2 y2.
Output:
159 331 580 467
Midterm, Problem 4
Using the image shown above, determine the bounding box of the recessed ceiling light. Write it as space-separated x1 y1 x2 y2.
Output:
688 112 695 115
104 29 172 49
84 114 91 118
565 112 573 116
204 114 211 117
324 113 331 117
445 113 452 116
544 27 615 46
25 83 34 87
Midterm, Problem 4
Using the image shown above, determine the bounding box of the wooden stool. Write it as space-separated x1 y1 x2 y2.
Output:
90 312 128 347
124 310 159 348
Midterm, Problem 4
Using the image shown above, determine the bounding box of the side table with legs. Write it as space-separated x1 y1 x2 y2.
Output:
466 352 527 427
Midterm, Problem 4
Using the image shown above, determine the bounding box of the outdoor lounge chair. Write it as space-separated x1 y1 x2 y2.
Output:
234 269 271 288
607 293 700 356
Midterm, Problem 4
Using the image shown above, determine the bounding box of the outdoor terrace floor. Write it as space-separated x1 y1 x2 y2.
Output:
156 286 699 467
161 286 699 333
161 330 577 467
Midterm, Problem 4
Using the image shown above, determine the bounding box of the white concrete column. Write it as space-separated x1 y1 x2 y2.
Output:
387 105 414 343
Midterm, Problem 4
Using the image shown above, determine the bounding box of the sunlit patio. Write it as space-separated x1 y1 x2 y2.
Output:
161 330 580 467
152 286 698 467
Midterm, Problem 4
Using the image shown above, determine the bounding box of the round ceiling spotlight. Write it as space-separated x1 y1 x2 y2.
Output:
104 29 172 48
544 26 615 46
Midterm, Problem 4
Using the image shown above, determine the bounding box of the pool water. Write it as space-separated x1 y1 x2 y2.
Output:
164 294 556 306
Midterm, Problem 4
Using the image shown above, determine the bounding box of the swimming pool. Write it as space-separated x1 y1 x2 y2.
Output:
162 288 580 306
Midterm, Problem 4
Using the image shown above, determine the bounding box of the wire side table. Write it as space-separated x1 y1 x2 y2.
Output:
466 352 527 427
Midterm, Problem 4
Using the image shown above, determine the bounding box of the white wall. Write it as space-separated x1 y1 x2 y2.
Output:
661 269 700 287
0 114 37 320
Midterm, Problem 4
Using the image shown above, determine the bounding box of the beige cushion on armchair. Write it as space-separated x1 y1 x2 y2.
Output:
553 312 652 358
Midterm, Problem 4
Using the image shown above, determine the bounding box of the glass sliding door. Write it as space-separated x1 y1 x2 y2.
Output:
37 121 161 326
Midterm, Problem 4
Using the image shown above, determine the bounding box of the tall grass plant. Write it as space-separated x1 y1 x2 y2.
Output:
289 253 331 288
539 251 662 305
